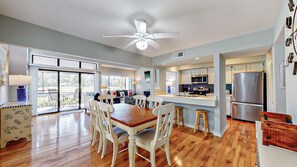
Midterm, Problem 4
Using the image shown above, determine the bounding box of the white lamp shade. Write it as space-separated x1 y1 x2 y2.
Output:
101 84 108 89
9 75 32 85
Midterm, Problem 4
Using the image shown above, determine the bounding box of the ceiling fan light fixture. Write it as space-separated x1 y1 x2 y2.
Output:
136 40 148 50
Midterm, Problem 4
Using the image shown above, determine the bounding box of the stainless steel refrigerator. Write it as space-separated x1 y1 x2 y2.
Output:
231 72 266 122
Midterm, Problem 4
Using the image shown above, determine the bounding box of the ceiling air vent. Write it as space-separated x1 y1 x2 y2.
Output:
172 51 184 59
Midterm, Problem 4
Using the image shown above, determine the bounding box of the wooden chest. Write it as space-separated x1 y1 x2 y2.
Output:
0 102 32 148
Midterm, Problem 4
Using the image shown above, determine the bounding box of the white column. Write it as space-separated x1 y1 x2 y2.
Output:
272 43 286 113
95 71 100 93
97 62 101 94
213 53 227 137
29 66 38 116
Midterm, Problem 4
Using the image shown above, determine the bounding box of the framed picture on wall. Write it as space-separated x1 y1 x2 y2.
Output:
144 71 150 83
0 44 9 85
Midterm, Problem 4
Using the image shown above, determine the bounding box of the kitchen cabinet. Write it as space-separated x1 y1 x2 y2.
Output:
191 68 207 75
233 64 246 73
208 67 231 84
226 66 232 84
181 70 192 84
207 68 214 84
200 68 208 75
247 63 265 72
191 69 199 76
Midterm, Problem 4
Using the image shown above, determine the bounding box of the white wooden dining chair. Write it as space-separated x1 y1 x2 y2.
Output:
147 96 163 109
134 95 147 108
98 95 115 105
135 103 175 167
96 102 129 167
89 100 104 154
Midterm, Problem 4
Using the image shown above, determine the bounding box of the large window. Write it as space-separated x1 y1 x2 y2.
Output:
102 75 132 90
32 55 97 70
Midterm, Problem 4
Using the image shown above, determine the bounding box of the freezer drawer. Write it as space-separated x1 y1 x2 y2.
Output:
232 102 263 122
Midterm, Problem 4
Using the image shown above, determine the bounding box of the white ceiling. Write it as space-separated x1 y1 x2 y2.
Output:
0 0 282 57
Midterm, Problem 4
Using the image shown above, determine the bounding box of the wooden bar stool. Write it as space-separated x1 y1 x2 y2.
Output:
175 106 184 128
194 110 210 136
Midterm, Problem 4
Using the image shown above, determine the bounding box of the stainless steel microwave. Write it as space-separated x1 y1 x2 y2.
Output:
191 75 208 84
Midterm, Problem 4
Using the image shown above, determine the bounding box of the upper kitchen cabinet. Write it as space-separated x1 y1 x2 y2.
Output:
208 68 214 84
247 63 265 72
208 66 232 84
181 70 192 84
226 66 232 84
232 64 246 73
191 68 208 75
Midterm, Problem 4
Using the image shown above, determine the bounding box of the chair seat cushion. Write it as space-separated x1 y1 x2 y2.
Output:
113 127 128 141
136 128 156 147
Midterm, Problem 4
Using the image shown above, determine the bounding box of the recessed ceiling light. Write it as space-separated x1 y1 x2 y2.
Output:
195 58 200 60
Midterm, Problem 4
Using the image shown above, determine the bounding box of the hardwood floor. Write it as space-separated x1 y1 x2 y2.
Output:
0 112 256 167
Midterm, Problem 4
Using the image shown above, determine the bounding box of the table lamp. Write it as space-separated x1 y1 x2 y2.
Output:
101 84 108 95
9 75 32 102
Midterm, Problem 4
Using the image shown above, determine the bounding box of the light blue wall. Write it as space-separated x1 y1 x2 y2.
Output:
0 15 152 68
163 102 216 134
152 29 274 66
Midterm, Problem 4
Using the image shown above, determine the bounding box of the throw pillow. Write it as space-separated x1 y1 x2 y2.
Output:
119 91 125 97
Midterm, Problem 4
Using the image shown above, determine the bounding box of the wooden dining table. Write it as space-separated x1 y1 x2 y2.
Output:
110 103 157 167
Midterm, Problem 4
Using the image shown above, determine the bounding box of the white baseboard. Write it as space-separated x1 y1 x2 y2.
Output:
183 123 228 137
212 124 228 137
183 123 217 136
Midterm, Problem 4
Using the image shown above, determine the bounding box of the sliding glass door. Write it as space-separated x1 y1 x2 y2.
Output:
37 70 58 114
81 73 95 108
60 72 79 111
37 70 95 114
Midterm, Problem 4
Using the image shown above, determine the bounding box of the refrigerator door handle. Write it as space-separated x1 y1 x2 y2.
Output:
231 102 263 107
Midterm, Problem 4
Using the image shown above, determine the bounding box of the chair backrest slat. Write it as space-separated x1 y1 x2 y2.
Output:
95 102 116 141
89 100 101 131
151 103 175 147
134 95 146 108
147 96 163 109
98 95 115 105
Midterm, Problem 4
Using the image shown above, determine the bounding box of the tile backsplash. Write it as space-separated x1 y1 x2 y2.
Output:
179 84 232 94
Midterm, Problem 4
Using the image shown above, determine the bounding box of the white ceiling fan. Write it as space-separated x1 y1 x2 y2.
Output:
103 19 180 50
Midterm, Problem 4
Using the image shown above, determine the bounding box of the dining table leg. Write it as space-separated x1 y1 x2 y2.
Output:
128 128 136 167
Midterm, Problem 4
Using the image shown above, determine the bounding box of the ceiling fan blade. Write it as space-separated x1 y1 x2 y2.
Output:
134 19 147 33
103 35 136 38
124 39 139 49
146 39 160 49
148 32 180 39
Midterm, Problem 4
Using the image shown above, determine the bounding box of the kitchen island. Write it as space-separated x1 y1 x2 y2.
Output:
158 94 216 107
157 94 221 136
